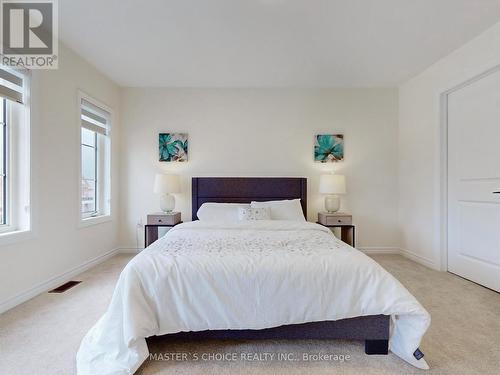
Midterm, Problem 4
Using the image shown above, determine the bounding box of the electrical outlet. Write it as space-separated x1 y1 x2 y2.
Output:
137 218 143 227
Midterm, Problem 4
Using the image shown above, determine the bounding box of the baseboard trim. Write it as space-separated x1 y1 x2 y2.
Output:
358 247 401 255
0 247 121 314
399 248 438 270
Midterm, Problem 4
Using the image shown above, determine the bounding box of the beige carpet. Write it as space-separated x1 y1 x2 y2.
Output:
1 254 499 375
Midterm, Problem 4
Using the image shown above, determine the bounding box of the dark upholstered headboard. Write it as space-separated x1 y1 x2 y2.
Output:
191 177 307 220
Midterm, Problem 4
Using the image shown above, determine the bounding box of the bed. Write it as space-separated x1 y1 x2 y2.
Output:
76 177 431 375
188 177 388 350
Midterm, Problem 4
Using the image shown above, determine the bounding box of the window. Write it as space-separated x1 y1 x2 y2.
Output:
0 66 30 237
79 95 111 222
81 127 97 215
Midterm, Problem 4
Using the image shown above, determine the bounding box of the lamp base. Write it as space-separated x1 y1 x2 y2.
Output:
325 195 340 213
160 193 176 213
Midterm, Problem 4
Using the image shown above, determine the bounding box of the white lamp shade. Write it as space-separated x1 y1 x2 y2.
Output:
153 174 180 194
319 174 346 194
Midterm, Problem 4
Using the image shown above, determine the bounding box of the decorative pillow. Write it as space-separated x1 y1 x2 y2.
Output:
197 203 250 221
250 199 306 221
238 207 271 221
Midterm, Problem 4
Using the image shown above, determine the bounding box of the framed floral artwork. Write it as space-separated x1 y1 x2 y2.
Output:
314 134 344 162
159 133 188 162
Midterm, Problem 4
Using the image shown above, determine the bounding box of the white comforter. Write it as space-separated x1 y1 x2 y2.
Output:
77 221 430 374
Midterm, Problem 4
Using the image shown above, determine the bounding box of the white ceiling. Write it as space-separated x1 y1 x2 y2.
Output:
59 0 500 87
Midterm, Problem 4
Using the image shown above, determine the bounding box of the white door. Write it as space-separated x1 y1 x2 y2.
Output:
448 68 500 292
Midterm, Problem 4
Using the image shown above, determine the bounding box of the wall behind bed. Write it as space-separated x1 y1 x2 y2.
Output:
119 88 398 252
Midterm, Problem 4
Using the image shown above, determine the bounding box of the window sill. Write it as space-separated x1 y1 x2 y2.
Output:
79 214 112 228
0 229 34 247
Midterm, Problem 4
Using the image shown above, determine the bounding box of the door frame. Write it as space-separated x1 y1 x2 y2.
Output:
439 63 500 272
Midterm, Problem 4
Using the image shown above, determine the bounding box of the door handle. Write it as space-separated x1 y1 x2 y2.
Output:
494 191 500 194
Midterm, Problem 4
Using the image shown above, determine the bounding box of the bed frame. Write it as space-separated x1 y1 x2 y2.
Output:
191 177 308 220
158 177 390 355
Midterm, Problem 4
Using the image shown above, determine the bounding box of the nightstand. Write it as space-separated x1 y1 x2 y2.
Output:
317 212 355 247
144 212 182 248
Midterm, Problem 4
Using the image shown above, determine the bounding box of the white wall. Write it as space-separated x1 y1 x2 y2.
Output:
398 21 500 270
120 88 399 251
0 44 121 311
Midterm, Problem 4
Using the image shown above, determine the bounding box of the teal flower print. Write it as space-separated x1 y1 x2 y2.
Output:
159 133 188 162
314 134 344 162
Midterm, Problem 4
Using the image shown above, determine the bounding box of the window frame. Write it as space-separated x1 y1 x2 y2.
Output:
0 68 32 246
77 91 112 227
0 98 10 232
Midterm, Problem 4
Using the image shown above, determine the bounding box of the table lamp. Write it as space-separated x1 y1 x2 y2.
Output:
153 174 180 212
319 174 346 213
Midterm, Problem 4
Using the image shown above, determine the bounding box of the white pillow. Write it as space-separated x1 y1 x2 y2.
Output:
196 202 250 221
238 207 271 221
250 199 306 221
